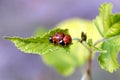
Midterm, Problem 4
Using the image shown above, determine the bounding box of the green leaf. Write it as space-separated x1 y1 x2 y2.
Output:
93 3 113 37
111 14 120 24
42 50 76 76
92 2 120 73
94 3 120 38
104 14 120 37
99 3 112 31
98 37 120 72
5 28 70 55
94 16 104 37
105 21 120 37
5 28 76 76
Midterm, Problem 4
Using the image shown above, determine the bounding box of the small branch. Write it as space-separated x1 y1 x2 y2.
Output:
72 38 81 41
73 38 93 80
72 38 90 50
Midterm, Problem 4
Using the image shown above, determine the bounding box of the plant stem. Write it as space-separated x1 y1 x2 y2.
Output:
74 38 93 80
86 50 92 80
81 43 93 80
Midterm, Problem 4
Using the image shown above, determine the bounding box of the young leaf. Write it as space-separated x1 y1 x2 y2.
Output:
5 28 70 55
105 21 120 37
104 14 120 37
99 3 112 32
93 3 112 37
111 14 120 24
94 3 120 38
98 37 120 72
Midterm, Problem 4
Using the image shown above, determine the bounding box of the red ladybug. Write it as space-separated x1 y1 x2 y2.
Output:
49 32 72 46
49 32 64 44
59 34 72 46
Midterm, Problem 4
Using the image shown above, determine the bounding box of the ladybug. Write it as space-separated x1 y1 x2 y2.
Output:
59 34 72 46
49 32 64 44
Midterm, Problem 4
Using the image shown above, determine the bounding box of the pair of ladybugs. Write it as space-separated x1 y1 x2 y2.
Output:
49 32 72 46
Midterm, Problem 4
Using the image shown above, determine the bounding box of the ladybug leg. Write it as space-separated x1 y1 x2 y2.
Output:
64 42 68 46
65 43 67 46
53 40 57 44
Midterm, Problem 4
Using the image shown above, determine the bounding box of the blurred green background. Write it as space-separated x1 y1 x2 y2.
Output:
0 0 120 80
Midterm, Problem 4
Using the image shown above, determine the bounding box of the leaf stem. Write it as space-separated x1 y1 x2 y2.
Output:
72 38 91 50
93 38 106 46
94 35 120 46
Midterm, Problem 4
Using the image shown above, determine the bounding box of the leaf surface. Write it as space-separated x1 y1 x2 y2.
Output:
98 37 120 72
5 28 70 55
94 3 112 37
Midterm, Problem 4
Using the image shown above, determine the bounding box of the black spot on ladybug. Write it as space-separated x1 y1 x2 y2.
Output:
59 40 65 46
49 32 72 46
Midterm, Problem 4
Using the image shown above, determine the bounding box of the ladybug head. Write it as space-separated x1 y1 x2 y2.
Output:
49 36 53 43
